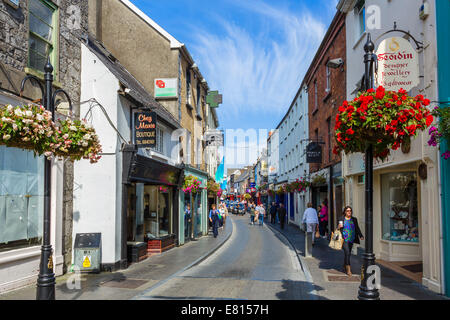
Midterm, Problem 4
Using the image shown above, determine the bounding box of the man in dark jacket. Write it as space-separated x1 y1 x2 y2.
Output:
270 202 277 224
277 203 287 229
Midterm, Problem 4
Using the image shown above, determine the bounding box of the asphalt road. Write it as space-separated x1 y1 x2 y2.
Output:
134 215 312 300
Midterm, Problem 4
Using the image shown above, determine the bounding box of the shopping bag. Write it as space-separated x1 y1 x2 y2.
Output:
315 230 321 239
329 229 344 250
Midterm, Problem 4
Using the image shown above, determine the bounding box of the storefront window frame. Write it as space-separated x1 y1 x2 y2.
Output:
380 170 420 244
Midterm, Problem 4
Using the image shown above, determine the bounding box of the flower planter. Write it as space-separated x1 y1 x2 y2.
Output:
334 87 434 160
146 234 176 255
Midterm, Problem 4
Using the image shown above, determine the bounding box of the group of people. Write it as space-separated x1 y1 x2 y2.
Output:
301 199 329 246
208 203 228 238
301 199 364 277
247 201 266 226
268 202 287 229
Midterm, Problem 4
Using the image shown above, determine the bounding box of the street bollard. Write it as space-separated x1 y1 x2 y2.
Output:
305 232 313 258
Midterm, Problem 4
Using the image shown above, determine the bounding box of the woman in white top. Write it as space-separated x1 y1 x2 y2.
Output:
302 202 319 245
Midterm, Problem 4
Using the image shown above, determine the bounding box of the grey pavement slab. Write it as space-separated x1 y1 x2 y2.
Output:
266 221 449 300
137 216 313 300
0 218 233 300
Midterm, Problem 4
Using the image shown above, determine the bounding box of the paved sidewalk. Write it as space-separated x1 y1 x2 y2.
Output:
266 221 448 300
0 219 233 300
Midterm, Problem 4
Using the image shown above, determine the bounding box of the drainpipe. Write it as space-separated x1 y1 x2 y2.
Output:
437 147 446 295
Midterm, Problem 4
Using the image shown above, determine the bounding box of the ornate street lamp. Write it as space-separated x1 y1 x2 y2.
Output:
358 34 380 300
20 58 72 300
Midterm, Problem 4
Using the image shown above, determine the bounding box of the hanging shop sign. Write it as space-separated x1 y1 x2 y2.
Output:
205 129 224 146
134 111 157 148
154 78 178 98
375 37 420 92
306 142 322 163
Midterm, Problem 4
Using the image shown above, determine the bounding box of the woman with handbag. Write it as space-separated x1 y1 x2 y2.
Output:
338 206 364 276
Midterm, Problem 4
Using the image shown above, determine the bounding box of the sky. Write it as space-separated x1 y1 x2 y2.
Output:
130 0 338 167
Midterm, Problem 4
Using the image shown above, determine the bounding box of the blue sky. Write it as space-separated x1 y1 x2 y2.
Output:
130 0 338 167
131 0 338 131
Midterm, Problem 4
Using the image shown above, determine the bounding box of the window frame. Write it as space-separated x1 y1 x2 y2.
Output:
27 0 59 80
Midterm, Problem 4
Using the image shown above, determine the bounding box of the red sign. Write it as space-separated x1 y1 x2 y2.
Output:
156 80 166 89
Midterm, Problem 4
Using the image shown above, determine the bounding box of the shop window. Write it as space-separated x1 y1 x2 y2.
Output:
141 185 172 239
381 172 419 243
28 0 58 75
0 146 45 252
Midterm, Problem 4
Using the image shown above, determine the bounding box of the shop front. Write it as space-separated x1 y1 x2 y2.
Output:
125 153 182 261
178 166 208 246
378 170 421 262
0 93 65 292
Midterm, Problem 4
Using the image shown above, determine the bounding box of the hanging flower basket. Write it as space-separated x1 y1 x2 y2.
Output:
243 193 252 200
334 87 434 161
428 106 450 160
182 175 201 194
276 186 285 195
311 174 326 187
290 178 310 193
0 104 102 163
207 179 221 197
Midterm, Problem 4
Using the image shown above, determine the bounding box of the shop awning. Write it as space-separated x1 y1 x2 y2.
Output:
128 154 182 186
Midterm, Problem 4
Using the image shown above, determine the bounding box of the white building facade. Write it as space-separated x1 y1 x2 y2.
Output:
272 85 310 226
338 0 443 293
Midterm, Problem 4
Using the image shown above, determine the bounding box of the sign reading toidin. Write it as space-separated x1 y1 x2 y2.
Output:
134 111 157 148
375 37 420 92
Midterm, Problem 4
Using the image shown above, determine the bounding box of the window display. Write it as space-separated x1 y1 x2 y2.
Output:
381 172 419 242
0 146 44 252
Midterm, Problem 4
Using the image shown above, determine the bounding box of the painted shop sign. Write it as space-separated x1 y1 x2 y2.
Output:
306 142 322 164
376 37 420 92
134 111 157 148
154 78 178 98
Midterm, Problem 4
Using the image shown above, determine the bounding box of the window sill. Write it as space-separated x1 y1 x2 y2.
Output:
323 91 332 102
25 67 61 88
353 31 367 50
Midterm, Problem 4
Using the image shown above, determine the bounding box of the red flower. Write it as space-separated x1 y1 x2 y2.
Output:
346 128 355 135
397 101 402 106
376 86 385 99
423 99 431 106
426 115 434 126
415 113 423 121
406 125 417 136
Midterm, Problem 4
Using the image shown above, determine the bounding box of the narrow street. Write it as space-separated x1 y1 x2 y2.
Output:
134 216 312 300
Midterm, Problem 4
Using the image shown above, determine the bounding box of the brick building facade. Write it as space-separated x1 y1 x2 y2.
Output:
304 11 347 230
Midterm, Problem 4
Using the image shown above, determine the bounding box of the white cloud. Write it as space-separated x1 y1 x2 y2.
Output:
189 1 327 123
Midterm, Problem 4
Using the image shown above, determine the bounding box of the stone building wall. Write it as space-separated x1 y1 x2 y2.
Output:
0 0 89 273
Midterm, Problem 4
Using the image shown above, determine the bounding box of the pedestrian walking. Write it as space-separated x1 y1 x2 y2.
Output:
277 203 287 229
222 203 228 226
185 203 192 239
338 206 364 276
319 199 329 238
209 204 220 238
218 204 224 230
302 203 319 245
270 202 277 224
258 204 265 226
249 202 256 225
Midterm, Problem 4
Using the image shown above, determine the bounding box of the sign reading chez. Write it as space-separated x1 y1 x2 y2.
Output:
306 142 322 164
154 78 178 98
376 37 420 92
134 111 157 148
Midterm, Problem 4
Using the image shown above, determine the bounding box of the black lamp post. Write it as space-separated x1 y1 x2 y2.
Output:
20 58 72 300
357 34 380 300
